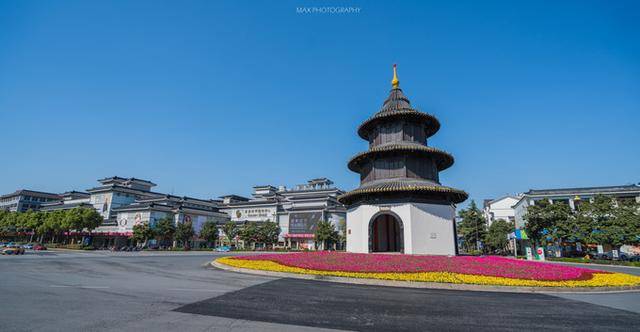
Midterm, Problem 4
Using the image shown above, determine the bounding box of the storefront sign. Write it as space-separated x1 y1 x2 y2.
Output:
536 247 545 261
284 233 315 239
525 247 533 260
597 245 604 254
289 212 322 234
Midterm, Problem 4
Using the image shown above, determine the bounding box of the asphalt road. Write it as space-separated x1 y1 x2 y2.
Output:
1 251 639 332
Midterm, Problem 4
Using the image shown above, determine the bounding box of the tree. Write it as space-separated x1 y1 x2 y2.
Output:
583 195 640 250
80 208 102 233
0 211 17 239
222 221 239 247
155 216 176 247
485 219 513 254
457 200 488 253
132 223 156 247
175 221 195 249
43 210 64 243
258 221 280 248
199 221 219 247
524 199 571 246
63 208 84 243
25 211 46 242
239 221 259 250
615 199 640 246
314 220 339 250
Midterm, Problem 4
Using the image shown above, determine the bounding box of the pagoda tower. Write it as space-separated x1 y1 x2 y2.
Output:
338 65 467 255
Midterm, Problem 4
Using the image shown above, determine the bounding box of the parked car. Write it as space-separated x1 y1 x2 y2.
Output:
591 251 635 261
215 246 231 252
2 245 25 255
22 243 34 250
34 244 47 251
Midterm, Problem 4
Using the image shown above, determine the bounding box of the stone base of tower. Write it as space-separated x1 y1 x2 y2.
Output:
346 203 457 255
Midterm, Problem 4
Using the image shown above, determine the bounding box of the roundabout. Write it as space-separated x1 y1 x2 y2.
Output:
214 252 640 293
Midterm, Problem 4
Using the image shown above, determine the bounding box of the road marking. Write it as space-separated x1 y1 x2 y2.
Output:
50 285 110 289
166 288 226 292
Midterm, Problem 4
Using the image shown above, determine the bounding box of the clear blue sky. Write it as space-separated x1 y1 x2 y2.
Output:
1 0 639 206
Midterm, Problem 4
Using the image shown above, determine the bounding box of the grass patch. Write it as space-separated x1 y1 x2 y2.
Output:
549 257 640 267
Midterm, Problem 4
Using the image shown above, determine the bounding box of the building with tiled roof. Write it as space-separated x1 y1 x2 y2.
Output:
219 178 346 250
339 65 467 255
0 189 62 212
513 184 640 229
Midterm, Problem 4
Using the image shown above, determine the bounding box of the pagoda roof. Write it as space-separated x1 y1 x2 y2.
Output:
338 178 468 205
358 88 440 140
348 143 454 172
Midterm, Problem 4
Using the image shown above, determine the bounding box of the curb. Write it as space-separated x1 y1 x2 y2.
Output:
210 260 640 294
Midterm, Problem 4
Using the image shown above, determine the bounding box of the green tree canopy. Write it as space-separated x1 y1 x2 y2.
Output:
132 222 156 246
80 208 103 232
521 195 640 249
258 221 280 247
239 221 259 248
457 200 488 253
155 216 176 244
585 195 640 248
199 221 219 246
524 199 571 245
314 220 339 250
175 221 195 248
222 221 238 243
485 219 513 253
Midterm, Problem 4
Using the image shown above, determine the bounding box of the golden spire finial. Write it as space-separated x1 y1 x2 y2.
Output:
391 64 400 88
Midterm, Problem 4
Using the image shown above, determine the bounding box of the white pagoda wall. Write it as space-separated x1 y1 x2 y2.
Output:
346 202 456 255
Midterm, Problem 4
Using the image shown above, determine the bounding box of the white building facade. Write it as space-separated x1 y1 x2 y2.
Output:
346 203 457 255
220 178 346 250
39 176 229 247
482 196 520 227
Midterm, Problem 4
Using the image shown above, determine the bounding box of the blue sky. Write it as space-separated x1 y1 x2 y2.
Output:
1 0 638 206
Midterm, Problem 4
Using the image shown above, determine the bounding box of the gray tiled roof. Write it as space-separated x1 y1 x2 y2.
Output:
339 178 468 205
348 142 454 172
357 88 440 140
40 202 93 211
98 176 156 186
525 184 640 196
0 189 61 200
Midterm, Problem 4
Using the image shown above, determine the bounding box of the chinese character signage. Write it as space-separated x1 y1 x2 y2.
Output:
289 212 322 234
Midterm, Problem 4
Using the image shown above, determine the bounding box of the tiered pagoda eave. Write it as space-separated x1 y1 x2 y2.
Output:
338 65 467 207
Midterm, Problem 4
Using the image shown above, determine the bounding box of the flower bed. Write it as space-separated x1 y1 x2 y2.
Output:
216 252 640 288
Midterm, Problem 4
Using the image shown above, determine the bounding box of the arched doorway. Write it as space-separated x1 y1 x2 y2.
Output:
369 213 403 253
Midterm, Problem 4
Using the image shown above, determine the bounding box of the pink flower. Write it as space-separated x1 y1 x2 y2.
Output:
236 252 604 281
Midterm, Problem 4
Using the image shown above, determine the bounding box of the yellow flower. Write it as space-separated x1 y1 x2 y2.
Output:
216 257 640 288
